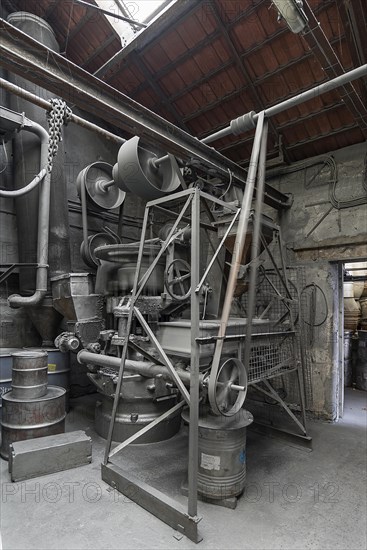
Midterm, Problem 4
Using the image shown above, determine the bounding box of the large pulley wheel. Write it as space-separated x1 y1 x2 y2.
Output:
164 259 191 301
208 358 248 416
76 162 125 210
114 136 182 200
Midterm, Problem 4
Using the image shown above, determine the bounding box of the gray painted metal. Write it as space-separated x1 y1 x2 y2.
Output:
11 351 48 399
8 430 92 482
95 386 181 444
0 348 22 405
182 408 253 500
0 385 66 460
203 65 367 144
6 13 70 297
115 136 181 199
209 112 265 415
101 463 202 543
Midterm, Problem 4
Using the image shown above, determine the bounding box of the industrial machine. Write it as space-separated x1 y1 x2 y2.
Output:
1 9 366 544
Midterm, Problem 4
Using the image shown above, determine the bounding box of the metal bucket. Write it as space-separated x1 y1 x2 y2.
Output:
11 351 48 399
356 331 367 391
0 348 21 406
0 385 66 460
182 408 253 500
344 331 354 387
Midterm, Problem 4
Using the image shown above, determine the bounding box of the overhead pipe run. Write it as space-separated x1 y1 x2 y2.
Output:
0 79 126 146
203 64 367 144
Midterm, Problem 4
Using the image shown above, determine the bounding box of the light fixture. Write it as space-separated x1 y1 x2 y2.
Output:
272 0 308 34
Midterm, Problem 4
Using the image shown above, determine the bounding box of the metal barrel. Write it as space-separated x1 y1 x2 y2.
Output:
0 348 22 406
356 331 367 391
23 348 71 411
11 351 48 399
0 385 66 460
344 331 354 387
182 408 253 500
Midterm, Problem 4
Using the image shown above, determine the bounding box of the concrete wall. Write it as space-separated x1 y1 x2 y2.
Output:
267 141 367 419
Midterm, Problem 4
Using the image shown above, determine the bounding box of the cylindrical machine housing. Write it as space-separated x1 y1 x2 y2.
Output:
356 330 367 391
11 351 48 399
182 407 253 500
95 375 181 443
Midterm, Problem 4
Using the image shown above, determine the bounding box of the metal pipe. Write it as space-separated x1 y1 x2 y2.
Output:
72 0 147 28
243 120 268 373
0 78 125 145
202 64 367 144
8 122 50 307
0 168 46 198
78 349 194 384
208 112 265 415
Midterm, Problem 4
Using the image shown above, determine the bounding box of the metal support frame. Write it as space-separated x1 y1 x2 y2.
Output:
101 187 239 543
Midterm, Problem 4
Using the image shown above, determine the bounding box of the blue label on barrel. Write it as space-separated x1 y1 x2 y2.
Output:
239 449 246 464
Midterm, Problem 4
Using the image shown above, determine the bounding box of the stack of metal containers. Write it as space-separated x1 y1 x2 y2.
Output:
0 351 66 459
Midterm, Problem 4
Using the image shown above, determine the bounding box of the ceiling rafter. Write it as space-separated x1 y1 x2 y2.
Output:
59 9 95 53
336 0 367 103
181 34 347 126
132 51 192 133
301 0 367 137
208 0 291 162
82 34 118 69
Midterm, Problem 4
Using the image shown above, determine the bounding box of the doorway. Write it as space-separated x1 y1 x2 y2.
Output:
341 260 367 417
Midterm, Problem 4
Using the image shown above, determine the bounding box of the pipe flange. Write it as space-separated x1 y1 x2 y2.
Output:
230 111 256 136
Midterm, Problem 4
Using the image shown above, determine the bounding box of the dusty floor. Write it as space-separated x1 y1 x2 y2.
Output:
1 387 366 550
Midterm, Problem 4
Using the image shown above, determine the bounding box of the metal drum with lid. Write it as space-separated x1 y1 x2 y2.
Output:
0 385 66 460
182 407 253 501
11 351 48 399
0 348 21 406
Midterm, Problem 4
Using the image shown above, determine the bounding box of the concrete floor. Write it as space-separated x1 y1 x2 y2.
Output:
1 388 366 550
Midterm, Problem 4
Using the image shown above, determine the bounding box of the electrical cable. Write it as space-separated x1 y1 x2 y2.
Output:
300 283 328 327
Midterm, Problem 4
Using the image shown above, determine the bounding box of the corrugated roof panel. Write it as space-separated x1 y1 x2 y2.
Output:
158 68 189 96
174 93 202 117
110 65 145 92
134 88 161 110
216 0 260 25
83 39 121 73
231 15 266 51
140 43 171 72
256 2 283 36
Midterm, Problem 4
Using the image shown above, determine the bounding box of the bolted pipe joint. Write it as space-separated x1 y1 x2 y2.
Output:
230 111 256 136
